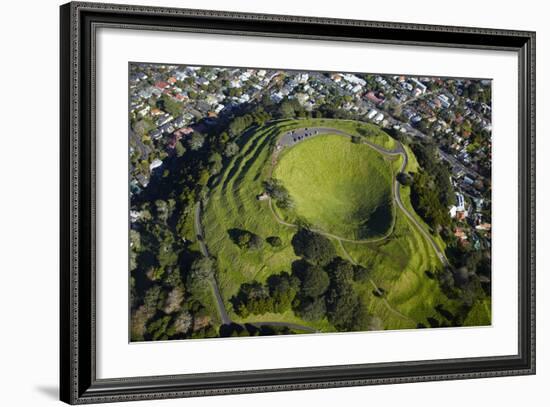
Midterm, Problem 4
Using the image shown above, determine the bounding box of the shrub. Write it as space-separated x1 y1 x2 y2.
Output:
266 236 282 247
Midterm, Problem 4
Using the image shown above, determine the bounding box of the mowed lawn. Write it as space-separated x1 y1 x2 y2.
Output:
202 118 457 332
273 135 394 240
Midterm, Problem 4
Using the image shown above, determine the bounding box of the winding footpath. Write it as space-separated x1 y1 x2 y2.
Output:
338 240 415 324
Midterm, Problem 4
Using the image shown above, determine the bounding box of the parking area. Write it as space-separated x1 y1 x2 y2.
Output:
277 127 348 149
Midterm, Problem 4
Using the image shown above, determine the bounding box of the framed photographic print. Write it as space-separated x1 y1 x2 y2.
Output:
60 1 536 404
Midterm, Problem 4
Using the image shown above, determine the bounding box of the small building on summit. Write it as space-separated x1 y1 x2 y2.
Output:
256 192 269 201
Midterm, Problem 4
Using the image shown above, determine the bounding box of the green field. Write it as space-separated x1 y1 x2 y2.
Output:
273 135 394 241
202 118 460 332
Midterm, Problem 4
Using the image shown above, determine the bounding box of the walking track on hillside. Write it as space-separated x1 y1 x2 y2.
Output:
338 240 415 324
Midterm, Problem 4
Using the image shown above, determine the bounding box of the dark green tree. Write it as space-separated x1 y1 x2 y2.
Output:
296 296 327 321
291 229 336 266
187 257 215 289
353 264 371 283
188 132 205 150
175 140 186 157
224 141 239 157
326 279 359 331
208 152 223 175
300 264 330 298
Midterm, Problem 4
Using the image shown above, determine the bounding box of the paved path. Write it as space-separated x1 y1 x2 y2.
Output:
194 204 231 325
268 198 395 244
272 127 449 267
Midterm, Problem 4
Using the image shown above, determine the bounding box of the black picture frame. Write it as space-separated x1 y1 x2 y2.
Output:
60 2 536 404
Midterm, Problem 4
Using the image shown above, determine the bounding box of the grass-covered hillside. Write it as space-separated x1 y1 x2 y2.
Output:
201 118 466 332
273 134 394 241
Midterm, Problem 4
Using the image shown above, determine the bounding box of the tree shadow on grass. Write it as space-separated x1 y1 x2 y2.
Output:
435 304 454 322
360 202 393 239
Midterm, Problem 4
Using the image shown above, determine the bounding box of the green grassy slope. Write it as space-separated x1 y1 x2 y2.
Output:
273 135 394 240
204 123 299 299
201 118 457 332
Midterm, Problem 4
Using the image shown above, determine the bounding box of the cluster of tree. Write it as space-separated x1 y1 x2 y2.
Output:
291 230 380 331
129 99 291 342
130 267 184 341
316 103 355 120
409 141 454 230
291 228 335 266
130 183 222 341
276 98 308 119
231 272 301 317
416 227 491 328
324 258 374 331
460 81 491 104
228 108 271 136
158 94 183 118
130 250 220 341
231 228 377 332
262 178 293 209
443 240 491 296
396 172 413 186
427 265 488 328
219 322 300 338
228 228 264 251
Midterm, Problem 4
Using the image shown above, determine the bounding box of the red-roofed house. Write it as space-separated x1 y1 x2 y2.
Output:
366 91 385 105
154 81 170 90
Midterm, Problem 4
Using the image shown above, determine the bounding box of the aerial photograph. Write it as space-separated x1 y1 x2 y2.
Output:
128 63 492 342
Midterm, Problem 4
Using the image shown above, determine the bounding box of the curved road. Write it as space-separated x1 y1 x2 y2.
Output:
273 127 449 267
194 204 231 325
